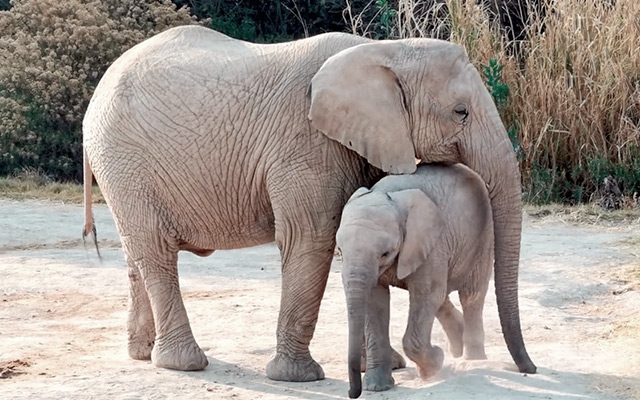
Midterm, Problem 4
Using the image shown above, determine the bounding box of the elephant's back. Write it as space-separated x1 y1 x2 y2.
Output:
83 26 292 167
83 26 365 148
84 26 266 138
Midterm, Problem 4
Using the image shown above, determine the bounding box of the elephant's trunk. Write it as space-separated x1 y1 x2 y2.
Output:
342 262 374 398
462 113 537 374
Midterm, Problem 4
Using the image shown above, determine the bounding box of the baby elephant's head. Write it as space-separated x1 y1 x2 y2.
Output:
336 186 443 398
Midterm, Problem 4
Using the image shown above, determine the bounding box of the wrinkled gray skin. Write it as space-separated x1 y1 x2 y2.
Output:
82 25 535 382
337 164 494 397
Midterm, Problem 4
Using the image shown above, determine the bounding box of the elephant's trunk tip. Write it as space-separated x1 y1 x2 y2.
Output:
348 353 362 398
515 348 537 374
521 362 537 374
348 383 362 399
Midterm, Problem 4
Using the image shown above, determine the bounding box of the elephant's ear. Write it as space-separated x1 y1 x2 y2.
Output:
309 42 417 174
389 189 444 280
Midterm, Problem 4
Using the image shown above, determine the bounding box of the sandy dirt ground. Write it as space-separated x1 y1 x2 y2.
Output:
1 199 639 400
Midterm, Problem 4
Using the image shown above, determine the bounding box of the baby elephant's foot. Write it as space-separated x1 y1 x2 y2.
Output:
407 346 444 379
449 340 464 359
361 347 406 372
363 366 395 392
151 333 208 371
392 348 407 369
266 353 325 382
464 346 487 360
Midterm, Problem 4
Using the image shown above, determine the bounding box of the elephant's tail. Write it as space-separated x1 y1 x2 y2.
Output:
82 146 101 260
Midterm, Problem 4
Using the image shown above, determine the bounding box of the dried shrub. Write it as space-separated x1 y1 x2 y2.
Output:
0 0 203 180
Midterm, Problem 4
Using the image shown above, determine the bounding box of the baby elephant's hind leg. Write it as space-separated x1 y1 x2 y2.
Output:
403 285 445 379
459 285 488 360
436 296 465 358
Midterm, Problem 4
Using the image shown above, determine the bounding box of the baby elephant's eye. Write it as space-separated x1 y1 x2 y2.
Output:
380 251 390 259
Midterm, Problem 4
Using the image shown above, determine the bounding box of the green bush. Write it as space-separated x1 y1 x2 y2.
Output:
0 0 202 181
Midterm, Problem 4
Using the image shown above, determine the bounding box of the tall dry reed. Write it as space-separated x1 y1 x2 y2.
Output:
353 0 640 203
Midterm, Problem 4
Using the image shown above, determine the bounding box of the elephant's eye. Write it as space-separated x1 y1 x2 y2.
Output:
380 251 390 259
453 104 469 122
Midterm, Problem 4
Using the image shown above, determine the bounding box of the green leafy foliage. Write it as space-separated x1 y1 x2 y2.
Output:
482 59 522 158
373 0 397 39
483 59 509 109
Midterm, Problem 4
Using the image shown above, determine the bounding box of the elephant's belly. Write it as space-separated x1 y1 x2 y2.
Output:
176 201 277 253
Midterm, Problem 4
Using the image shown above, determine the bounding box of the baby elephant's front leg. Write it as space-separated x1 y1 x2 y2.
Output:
403 288 445 379
363 284 395 392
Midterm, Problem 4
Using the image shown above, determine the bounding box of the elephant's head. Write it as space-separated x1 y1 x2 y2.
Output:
308 38 536 389
336 187 444 398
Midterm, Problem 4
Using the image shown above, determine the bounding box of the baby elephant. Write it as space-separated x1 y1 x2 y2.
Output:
337 163 493 398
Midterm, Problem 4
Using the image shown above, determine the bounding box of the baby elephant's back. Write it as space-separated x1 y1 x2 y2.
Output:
374 163 493 248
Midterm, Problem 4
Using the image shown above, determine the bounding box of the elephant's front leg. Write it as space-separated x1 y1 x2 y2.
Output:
266 222 333 381
363 284 395 392
126 256 155 360
403 284 446 379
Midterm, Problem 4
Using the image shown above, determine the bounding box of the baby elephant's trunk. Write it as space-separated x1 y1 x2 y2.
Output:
343 263 374 398
346 291 366 398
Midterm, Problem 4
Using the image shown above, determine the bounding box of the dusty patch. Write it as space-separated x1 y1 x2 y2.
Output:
0 360 31 379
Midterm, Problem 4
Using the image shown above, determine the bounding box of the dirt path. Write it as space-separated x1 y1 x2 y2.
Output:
1 199 638 399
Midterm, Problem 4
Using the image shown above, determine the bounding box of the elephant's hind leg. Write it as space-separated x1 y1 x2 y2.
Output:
121 233 208 371
126 255 155 360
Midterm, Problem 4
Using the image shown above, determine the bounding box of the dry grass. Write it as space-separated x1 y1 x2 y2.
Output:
523 202 640 225
0 177 103 204
356 0 640 203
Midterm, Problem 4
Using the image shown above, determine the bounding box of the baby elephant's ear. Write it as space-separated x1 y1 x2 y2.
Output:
347 187 371 204
388 189 444 280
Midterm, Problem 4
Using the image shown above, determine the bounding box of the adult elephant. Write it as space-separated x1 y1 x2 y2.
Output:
82 25 536 381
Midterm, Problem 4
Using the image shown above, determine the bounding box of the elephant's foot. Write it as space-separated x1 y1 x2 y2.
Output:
361 347 406 372
127 315 155 360
406 345 444 379
151 334 208 371
128 336 154 360
266 353 324 382
363 366 395 392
